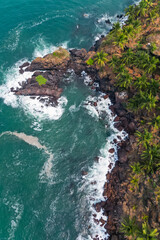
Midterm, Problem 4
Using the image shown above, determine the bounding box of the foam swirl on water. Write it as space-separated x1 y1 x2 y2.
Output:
0 131 53 178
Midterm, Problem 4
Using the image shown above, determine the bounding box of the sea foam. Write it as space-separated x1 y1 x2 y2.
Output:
95 0 142 41
33 38 68 58
0 59 68 121
0 131 54 178
77 93 127 240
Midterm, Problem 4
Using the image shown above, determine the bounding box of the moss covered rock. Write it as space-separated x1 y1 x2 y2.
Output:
28 47 70 71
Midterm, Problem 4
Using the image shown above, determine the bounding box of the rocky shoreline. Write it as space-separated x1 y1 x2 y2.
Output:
10 0 160 237
10 41 137 239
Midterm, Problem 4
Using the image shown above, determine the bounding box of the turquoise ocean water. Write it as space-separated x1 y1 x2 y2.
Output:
0 0 135 239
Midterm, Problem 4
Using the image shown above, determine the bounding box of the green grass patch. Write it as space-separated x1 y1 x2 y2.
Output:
86 58 94 65
52 47 69 58
36 75 47 86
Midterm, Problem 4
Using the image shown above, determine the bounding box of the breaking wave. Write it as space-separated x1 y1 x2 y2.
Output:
0 58 68 121
77 93 127 240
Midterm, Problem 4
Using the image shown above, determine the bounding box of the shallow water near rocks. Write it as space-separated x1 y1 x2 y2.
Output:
1 0 133 239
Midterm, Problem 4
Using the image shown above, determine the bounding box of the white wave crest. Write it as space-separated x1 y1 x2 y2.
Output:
20 95 68 121
78 95 127 240
95 12 128 41
81 71 93 86
0 59 68 121
0 59 32 108
33 38 68 58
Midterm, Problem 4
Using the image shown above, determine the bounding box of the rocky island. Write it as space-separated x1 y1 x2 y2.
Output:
11 0 160 239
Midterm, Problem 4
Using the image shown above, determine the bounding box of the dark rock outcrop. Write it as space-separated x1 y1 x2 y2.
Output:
105 19 112 24
14 87 62 98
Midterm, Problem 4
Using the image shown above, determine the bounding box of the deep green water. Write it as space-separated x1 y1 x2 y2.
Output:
0 0 133 239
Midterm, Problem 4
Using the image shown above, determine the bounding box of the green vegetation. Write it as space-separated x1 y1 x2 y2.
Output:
94 51 108 67
149 42 157 52
120 218 158 240
148 115 160 130
137 222 158 240
102 0 160 50
120 216 137 238
52 47 70 58
136 129 153 149
86 58 94 65
96 0 160 238
131 162 141 174
36 75 47 86
86 50 108 68
141 145 160 174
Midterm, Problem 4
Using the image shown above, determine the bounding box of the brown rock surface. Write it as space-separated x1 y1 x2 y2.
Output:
14 87 63 98
146 32 160 56
26 48 70 71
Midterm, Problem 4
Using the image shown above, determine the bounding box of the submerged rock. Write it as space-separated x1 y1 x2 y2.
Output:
117 14 123 18
109 148 115 154
105 19 112 24
19 62 30 69
81 170 88 176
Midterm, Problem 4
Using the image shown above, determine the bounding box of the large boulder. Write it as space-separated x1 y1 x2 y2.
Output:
69 48 87 59
14 87 62 98
118 149 128 163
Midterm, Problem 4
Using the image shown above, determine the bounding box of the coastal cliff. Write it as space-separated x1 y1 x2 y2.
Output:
11 0 160 239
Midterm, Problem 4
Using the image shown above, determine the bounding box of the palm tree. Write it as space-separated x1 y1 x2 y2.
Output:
124 24 135 38
148 114 160 130
148 10 159 23
140 91 157 112
141 145 160 174
116 71 133 89
94 51 108 68
127 15 135 24
130 176 139 189
128 91 157 113
116 64 126 75
128 93 142 113
137 0 148 17
148 78 159 96
86 58 94 65
131 162 141 174
113 33 128 49
146 0 153 7
136 222 159 240
122 48 134 65
134 51 150 70
147 56 159 74
120 216 137 238
112 22 121 34
133 19 142 33
109 55 120 70
136 129 153 149
125 5 135 16
134 74 149 91
107 22 122 42
149 42 157 53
